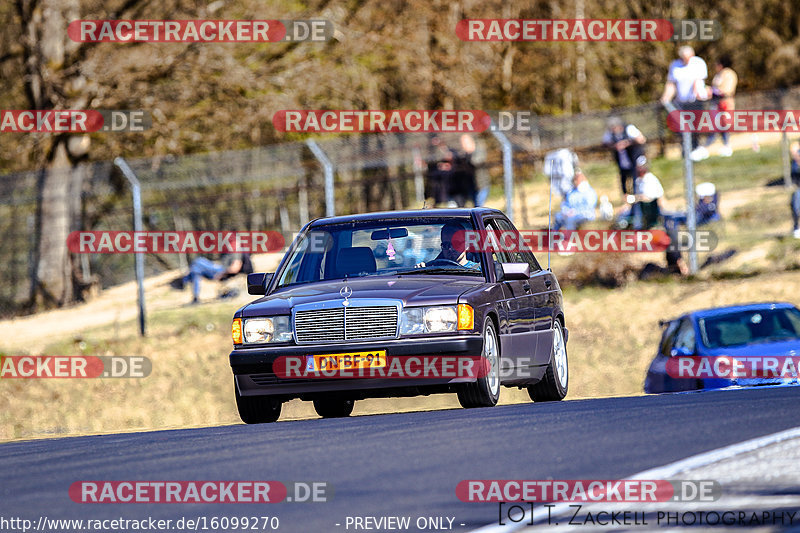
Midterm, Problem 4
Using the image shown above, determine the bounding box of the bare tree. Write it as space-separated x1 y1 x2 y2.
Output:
17 0 84 308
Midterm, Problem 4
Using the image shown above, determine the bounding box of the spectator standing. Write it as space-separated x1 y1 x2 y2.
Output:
425 136 454 205
449 134 478 207
792 141 800 239
603 116 646 197
704 56 738 157
553 169 598 230
629 156 664 230
660 45 710 160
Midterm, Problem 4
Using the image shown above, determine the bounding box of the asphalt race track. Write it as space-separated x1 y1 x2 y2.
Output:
2 386 800 533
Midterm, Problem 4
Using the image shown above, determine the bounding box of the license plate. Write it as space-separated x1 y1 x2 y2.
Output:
306 351 386 372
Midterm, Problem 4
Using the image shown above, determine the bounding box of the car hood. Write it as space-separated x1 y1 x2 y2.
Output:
241 275 485 317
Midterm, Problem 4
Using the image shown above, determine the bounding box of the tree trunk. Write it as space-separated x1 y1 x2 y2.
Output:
33 142 74 306
18 0 81 308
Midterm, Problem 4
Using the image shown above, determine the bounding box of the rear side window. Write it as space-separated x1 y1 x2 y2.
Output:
487 217 541 272
673 319 697 353
659 320 680 356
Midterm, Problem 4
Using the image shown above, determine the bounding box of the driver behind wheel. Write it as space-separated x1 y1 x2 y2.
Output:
416 223 480 269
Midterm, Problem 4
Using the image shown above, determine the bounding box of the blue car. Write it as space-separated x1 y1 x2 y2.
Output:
644 303 800 393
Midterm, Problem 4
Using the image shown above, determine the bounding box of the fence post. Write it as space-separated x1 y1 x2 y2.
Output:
306 139 335 217
681 131 698 275
113 157 146 337
490 126 515 222
411 147 425 206
664 102 698 275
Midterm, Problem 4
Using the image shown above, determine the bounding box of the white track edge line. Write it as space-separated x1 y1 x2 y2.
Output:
469 425 800 533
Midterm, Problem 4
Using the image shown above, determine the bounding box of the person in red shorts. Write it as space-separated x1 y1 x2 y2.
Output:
703 55 738 157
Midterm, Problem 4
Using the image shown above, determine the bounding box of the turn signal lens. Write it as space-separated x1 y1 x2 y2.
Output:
457 304 474 330
231 318 243 345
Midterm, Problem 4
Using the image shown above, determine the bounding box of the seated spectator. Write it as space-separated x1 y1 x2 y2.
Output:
695 182 721 225
639 225 689 279
171 252 253 304
553 170 598 230
662 182 720 230
629 156 664 230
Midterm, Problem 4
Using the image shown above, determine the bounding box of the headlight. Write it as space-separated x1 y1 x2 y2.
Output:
400 308 425 335
243 316 292 343
401 305 472 334
425 306 458 332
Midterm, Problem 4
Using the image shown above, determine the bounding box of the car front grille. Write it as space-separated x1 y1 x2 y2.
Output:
294 305 398 343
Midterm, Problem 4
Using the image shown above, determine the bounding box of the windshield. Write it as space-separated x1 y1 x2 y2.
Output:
698 307 800 349
275 217 483 288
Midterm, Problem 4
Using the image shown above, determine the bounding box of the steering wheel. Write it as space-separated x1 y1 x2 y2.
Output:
427 258 462 268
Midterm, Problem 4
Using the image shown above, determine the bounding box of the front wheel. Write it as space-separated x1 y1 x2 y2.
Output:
313 397 355 418
235 379 282 423
528 320 568 402
457 318 501 408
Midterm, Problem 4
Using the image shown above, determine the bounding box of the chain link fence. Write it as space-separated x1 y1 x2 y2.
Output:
2 87 800 317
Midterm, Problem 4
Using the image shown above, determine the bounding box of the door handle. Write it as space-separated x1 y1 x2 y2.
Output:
522 282 531 292
544 279 552 288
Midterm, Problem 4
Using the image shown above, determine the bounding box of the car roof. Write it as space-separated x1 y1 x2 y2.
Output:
307 207 505 226
664 302 798 325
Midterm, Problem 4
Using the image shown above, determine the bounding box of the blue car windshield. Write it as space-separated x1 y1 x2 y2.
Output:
698 307 800 349
275 217 483 288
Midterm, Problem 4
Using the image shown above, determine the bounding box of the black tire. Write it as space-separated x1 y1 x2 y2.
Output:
313 397 355 418
457 318 501 408
235 380 282 424
528 320 568 402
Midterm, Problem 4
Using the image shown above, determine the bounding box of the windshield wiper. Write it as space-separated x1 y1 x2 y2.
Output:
396 267 480 275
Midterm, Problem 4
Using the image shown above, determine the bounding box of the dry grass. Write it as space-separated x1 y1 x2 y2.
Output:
2 268 799 442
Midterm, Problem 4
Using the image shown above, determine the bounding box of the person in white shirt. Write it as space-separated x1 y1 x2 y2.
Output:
660 45 710 160
629 156 664 230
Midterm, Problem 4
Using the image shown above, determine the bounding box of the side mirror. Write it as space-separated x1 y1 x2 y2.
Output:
670 346 694 357
500 263 530 280
247 272 272 295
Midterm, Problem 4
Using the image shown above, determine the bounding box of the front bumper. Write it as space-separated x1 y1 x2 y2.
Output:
230 335 483 398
